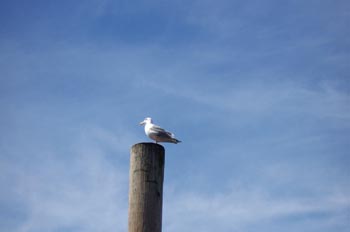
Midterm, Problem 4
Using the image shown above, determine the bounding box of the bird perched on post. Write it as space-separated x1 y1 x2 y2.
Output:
140 117 181 144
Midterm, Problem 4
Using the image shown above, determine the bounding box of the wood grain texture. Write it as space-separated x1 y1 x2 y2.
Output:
128 143 165 232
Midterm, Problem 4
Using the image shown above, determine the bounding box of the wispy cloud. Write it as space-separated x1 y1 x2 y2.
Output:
145 78 350 121
1 126 133 232
164 186 350 232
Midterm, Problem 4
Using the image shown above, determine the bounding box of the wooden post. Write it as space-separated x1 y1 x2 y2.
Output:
128 143 165 232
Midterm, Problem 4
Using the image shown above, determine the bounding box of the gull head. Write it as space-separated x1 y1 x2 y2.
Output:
140 117 153 125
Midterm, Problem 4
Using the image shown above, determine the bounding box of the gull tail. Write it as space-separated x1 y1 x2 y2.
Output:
171 138 181 144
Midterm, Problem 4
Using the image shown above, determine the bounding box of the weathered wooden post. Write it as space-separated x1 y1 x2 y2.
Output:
128 142 165 232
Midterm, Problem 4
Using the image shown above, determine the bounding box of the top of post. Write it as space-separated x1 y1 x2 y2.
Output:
131 142 165 153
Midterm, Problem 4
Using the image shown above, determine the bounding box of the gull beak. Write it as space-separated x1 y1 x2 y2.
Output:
140 120 145 125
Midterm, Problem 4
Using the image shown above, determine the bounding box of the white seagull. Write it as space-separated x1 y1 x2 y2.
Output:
140 117 181 144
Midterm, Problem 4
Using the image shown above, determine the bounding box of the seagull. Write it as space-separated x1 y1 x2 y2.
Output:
140 117 181 144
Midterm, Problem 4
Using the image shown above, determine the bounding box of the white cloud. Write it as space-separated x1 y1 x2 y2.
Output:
145 79 350 122
164 186 350 232
2 126 133 232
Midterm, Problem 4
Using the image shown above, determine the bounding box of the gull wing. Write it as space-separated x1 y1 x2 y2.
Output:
149 125 174 138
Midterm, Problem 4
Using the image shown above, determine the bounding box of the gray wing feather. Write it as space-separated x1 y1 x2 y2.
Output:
150 125 166 132
150 125 174 138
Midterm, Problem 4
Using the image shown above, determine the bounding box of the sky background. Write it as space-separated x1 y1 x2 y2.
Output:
1 0 350 231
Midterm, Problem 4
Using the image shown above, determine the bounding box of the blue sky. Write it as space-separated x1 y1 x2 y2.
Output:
1 0 349 231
